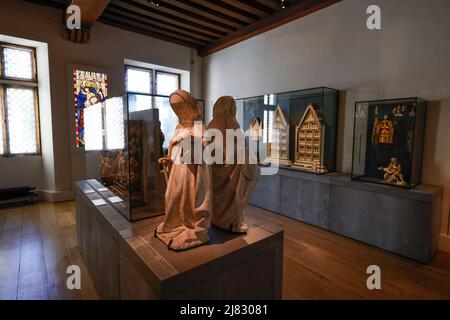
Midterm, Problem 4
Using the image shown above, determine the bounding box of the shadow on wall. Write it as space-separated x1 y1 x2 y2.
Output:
422 100 450 236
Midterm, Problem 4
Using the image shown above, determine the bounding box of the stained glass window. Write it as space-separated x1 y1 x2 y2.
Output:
6 88 38 154
74 69 108 148
0 43 39 156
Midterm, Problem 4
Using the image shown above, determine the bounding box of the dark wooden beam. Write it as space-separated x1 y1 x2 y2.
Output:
98 15 200 49
24 0 67 9
235 0 275 15
219 0 272 18
102 7 214 43
70 0 111 28
101 12 206 46
255 0 281 11
107 3 220 41
172 0 251 27
190 0 259 23
115 0 228 37
198 0 342 56
141 0 238 33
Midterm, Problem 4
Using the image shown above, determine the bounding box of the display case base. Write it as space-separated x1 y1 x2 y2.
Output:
75 180 283 299
250 169 442 264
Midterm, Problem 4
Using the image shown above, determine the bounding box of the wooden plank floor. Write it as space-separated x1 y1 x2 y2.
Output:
1 201 450 300
0 202 98 300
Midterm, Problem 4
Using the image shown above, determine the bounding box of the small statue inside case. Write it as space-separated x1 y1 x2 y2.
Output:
352 97 427 188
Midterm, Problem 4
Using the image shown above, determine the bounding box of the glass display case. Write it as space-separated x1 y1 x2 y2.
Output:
351 97 427 188
235 87 339 173
83 93 204 221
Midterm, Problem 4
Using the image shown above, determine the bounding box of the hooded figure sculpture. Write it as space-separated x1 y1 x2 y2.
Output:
155 90 212 250
207 96 260 233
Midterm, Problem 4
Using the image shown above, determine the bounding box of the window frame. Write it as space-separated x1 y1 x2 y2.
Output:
155 70 181 96
124 65 153 94
0 42 41 157
125 65 181 97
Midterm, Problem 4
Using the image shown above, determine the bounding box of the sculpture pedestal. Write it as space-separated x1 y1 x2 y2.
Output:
75 180 283 299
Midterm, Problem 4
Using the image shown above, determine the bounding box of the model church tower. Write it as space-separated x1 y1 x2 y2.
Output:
293 103 327 173
269 105 290 166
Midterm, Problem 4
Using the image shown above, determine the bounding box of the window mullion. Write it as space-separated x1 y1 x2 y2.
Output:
2 85 10 155
33 87 41 154
0 85 6 155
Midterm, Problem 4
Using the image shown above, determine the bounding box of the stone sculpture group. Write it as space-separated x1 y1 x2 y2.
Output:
155 90 260 251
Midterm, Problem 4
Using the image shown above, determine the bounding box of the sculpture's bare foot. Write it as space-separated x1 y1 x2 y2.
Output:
229 222 249 234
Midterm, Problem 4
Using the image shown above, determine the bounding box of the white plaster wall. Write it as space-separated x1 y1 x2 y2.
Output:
0 0 202 199
202 0 450 250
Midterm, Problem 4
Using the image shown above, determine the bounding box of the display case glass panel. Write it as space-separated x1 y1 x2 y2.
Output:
84 93 204 221
352 97 426 188
235 87 339 174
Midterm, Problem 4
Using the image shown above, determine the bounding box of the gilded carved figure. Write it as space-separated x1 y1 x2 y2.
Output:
378 157 407 186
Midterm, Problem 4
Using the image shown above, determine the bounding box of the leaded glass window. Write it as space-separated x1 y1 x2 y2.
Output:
125 66 180 149
0 43 40 156
105 97 125 150
3 47 34 80
5 88 37 154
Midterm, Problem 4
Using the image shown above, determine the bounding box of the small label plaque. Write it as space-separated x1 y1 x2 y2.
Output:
91 198 107 206
108 196 123 203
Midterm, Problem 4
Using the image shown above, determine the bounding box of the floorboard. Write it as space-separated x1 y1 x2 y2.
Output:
0 201 449 300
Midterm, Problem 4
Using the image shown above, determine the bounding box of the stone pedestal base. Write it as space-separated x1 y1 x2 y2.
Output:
75 180 283 299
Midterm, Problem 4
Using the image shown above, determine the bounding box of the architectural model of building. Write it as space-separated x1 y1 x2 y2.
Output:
293 103 327 173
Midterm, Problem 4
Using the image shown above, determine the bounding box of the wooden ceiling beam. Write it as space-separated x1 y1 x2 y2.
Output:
98 15 201 48
198 0 342 56
101 12 206 46
70 0 111 28
190 0 259 23
171 0 250 27
103 6 216 42
114 0 228 38
235 0 275 15
25 0 67 9
254 0 281 11
219 0 273 18
129 0 237 33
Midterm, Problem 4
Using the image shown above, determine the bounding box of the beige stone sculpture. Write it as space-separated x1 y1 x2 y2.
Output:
155 90 212 251
207 96 260 233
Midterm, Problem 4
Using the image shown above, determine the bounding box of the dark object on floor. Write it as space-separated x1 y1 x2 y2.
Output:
0 186 37 207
